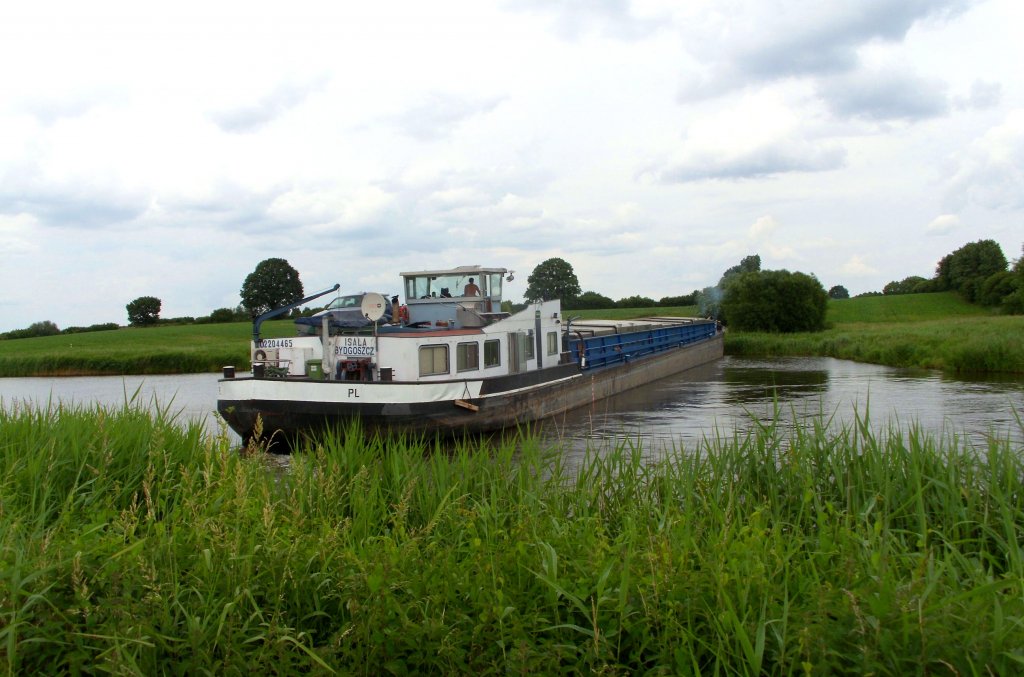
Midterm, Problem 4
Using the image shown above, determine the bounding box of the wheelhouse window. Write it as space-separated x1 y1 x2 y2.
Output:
419 345 449 376
488 273 503 299
525 330 535 360
457 342 479 372
484 339 501 367
547 331 558 356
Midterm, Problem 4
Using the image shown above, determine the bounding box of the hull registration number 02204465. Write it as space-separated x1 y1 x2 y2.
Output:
334 336 375 358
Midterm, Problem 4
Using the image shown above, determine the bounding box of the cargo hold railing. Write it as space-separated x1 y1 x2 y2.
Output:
566 321 717 370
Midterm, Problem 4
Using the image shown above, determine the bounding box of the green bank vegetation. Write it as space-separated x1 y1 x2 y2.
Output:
0 321 296 377
728 293 1024 374
2 403 1022 673
575 293 1024 374
0 293 1020 376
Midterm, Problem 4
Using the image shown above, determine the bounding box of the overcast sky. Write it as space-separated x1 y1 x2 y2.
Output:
1 0 1022 332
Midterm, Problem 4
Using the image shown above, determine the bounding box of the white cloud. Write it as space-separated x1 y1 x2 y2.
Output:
841 255 879 276
0 213 41 255
675 0 971 100
945 110 1024 211
953 80 1003 111
0 0 1022 330
817 66 949 121
925 214 960 235
749 215 779 239
650 91 846 182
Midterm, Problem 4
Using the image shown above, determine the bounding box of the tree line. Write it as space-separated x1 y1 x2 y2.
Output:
4 241 1020 340
525 238 1023 335
522 257 699 310
0 259 301 339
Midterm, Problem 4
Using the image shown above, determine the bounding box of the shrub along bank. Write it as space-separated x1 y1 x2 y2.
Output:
0 294 1020 376
726 294 1024 374
2 404 1023 673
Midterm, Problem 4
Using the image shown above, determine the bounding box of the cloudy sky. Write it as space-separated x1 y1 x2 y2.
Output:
1 0 1021 332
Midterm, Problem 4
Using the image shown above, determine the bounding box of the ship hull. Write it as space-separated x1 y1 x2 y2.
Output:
217 332 723 445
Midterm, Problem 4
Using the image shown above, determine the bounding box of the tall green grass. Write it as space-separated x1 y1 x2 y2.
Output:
2 404 1023 673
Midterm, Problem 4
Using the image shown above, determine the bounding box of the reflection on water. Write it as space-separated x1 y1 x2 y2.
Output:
545 357 1024 455
1 358 1021 456
721 361 829 405
0 373 231 438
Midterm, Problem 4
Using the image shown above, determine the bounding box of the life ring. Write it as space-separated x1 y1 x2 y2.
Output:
398 305 409 323
254 349 267 361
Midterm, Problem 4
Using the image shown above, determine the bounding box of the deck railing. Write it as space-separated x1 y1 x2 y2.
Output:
566 321 718 370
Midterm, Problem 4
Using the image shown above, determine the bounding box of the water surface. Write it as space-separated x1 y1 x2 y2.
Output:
1 358 1020 452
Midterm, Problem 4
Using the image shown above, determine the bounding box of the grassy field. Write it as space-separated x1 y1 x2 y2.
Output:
0 320 296 377
0 293 1020 376
824 292 990 324
2 403 1023 673
567 305 700 321
727 293 1024 374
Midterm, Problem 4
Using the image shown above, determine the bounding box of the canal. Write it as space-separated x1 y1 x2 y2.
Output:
1 357 1021 454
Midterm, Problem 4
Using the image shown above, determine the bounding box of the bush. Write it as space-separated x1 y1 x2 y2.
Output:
939 240 1008 302
566 291 615 310
883 276 929 295
62 323 120 334
616 295 657 308
659 292 698 306
201 308 236 323
0 321 61 340
722 270 828 332
977 271 1019 308
828 285 849 299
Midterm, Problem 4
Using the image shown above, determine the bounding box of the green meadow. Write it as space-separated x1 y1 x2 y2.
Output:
2 402 1023 673
725 293 1023 374
0 321 295 377
0 292 1020 376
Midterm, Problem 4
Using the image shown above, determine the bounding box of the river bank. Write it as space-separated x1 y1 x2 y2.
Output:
726 314 1024 373
2 404 1022 673
1 294 1020 376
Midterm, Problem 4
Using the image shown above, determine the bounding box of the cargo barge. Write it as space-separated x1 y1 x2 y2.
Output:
216 265 723 444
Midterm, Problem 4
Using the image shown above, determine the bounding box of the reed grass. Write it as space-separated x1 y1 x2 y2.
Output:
2 404 1022 674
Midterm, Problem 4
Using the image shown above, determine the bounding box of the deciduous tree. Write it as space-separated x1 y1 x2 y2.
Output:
240 258 304 317
722 270 828 332
616 295 657 308
524 258 581 303
828 285 850 299
126 296 161 326
718 254 761 288
942 239 1008 302
568 291 615 310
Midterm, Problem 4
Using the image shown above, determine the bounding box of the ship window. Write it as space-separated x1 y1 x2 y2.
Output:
457 342 479 372
419 345 449 376
484 339 501 367
525 330 535 360
547 331 558 356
